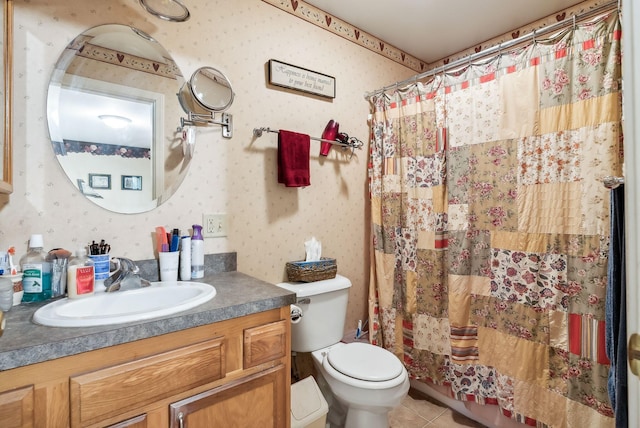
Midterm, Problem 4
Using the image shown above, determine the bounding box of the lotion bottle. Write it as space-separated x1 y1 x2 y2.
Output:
180 235 192 280
20 234 52 302
190 224 204 279
67 248 95 299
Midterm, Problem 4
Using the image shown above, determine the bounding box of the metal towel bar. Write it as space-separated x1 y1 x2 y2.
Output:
253 127 363 154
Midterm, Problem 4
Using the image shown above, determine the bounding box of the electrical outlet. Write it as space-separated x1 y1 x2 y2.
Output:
203 214 227 238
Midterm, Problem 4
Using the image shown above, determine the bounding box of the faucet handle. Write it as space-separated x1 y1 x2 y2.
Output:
103 257 147 292
109 257 121 274
110 257 141 274
115 257 138 273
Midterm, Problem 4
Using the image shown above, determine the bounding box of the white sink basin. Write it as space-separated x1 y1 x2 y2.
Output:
33 281 216 327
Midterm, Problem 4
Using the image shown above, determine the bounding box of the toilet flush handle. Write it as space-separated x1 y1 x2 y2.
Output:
290 305 303 324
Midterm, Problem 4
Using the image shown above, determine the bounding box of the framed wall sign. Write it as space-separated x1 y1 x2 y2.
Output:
122 175 142 191
89 173 111 189
268 59 335 99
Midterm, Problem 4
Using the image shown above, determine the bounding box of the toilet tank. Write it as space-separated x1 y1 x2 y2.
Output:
276 275 352 352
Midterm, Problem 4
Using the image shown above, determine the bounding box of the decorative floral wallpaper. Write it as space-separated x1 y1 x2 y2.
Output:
1 0 414 330
0 0 606 333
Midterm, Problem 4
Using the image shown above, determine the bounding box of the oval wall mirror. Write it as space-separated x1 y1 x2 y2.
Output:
46 24 189 214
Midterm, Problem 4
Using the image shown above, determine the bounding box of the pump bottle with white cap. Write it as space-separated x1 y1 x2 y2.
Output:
67 248 95 299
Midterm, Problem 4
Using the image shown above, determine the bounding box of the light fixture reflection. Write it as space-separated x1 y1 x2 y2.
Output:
99 114 132 129
138 0 190 22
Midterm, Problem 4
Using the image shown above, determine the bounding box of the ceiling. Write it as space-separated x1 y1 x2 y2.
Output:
58 88 153 148
304 0 587 64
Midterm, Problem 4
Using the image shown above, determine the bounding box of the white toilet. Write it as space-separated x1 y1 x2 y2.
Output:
277 275 409 428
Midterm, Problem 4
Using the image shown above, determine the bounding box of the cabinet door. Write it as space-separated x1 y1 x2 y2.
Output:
0 385 34 428
243 320 287 369
169 364 287 428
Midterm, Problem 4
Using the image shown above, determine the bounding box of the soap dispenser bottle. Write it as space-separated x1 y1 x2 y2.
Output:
191 224 204 279
67 248 95 299
20 234 52 302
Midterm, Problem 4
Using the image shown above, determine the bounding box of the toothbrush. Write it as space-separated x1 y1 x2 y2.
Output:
7 247 16 275
356 320 362 340
155 227 168 253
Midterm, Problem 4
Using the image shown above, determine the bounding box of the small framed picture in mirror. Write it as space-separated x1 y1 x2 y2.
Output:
122 175 142 191
89 173 111 189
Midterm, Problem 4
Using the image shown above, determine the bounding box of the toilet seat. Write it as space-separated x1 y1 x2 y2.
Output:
327 342 404 382
320 342 408 390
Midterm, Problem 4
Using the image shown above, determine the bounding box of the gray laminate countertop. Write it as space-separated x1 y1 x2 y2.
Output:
0 260 295 371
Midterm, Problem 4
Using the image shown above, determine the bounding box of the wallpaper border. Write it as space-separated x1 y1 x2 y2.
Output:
261 0 614 73
260 0 426 72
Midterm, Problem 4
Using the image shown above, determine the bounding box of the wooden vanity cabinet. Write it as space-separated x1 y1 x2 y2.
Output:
0 307 291 428
0 385 34 427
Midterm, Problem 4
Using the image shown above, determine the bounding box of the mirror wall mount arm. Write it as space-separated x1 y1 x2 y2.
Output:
181 112 233 139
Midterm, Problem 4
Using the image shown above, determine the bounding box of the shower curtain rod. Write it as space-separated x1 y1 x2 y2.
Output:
364 0 619 99
603 176 624 189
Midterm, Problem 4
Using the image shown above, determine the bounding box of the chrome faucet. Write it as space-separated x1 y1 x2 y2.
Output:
103 257 151 292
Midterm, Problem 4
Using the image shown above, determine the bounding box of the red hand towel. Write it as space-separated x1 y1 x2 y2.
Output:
278 130 310 187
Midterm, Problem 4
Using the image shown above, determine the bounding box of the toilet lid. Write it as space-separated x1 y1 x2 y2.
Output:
327 342 404 382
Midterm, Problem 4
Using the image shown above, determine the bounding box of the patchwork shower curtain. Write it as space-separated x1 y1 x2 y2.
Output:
368 12 622 428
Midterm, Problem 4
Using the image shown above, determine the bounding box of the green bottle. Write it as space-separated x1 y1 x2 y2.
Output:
20 234 52 302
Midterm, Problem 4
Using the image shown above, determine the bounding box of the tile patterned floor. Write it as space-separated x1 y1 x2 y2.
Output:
389 389 488 428
292 352 487 428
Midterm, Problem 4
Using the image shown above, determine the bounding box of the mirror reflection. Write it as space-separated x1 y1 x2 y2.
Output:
188 67 234 112
47 24 188 213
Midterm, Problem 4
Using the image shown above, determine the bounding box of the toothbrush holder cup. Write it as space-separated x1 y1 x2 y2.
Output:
159 251 180 282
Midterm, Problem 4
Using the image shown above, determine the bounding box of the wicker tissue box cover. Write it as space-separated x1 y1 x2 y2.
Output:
285 257 337 282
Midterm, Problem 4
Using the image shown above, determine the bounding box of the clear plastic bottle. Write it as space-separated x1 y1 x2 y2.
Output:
180 235 191 280
190 224 204 279
20 234 52 302
67 248 95 299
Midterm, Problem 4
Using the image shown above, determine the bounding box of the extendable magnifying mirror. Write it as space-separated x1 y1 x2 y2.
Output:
179 67 234 138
